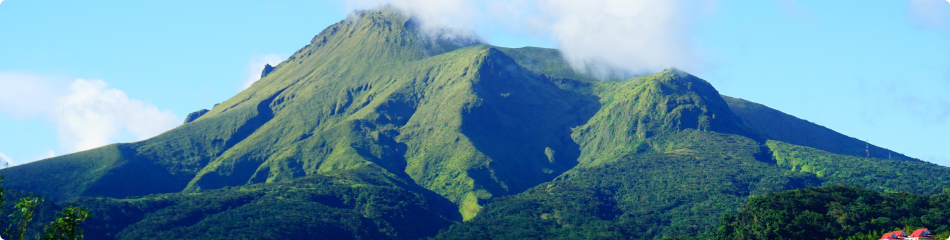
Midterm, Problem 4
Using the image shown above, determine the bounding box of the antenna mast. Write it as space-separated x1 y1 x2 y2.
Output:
866 139 869 158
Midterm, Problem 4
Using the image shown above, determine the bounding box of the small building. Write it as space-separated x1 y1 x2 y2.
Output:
907 228 936 240
881 231 909 240
878 229 936 240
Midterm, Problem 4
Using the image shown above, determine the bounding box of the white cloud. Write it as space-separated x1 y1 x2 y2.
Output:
344 0 707 79
1 73 179 163
55 79 178 152
241 54 286 90
540 0 700 78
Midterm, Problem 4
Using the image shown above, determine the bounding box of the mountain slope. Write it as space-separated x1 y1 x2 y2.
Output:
766 140 950 195
434 130 819 240
5 9 599 219
2 7 949 240
723 96 913 161
73 165 453 240
572 69 754 166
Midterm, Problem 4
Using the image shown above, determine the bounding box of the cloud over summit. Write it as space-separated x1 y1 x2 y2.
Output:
346 0 707 78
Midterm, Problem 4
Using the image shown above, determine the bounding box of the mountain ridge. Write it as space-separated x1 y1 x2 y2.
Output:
2 7 947 239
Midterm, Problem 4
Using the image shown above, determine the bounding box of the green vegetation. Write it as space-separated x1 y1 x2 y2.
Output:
572 68 752 166
768 140 950 195
70 165 452 240
1 7 948 240
42 206 91 240
434 130 820 240
713 185 950 240
11 197 42 240
724 96 913 161
0 172 91 240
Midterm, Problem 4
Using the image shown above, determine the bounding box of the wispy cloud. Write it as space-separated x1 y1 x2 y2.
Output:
241 54 286 90
907 0 950 29
0 73 179 160
345 0 710 79
0 72 64 118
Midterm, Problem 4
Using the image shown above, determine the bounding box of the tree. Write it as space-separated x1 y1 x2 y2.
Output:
0 166 90 240
42 206 91 240
9 197 41 240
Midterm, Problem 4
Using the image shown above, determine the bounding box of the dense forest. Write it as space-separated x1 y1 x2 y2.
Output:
1 8 948 240
65 165 453 240
713 185 950 240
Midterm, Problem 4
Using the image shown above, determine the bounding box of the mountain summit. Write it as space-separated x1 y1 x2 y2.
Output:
5 8 949 240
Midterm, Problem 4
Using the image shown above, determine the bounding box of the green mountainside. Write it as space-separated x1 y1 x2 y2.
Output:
73 165 453 240
433 130 820 239
434 135 950 239
3 8 949 239
767 140 950 195
724 96 914 161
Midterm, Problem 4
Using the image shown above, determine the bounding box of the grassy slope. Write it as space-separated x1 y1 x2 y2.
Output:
2 144 193 202
571 69 753 167
723 96 914 161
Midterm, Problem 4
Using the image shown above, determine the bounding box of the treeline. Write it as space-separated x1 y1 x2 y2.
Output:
713 185 950 240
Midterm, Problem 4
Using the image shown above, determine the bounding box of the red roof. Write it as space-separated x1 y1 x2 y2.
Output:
880 231 900 240
880 230 910 240
911 228 932 237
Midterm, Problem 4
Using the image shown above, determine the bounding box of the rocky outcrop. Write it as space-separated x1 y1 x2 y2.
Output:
183 109 209 124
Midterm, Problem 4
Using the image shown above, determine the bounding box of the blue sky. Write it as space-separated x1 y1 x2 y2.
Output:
0 0 948 166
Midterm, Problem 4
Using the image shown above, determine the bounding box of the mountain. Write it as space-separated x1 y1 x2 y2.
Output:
3 8 949 240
